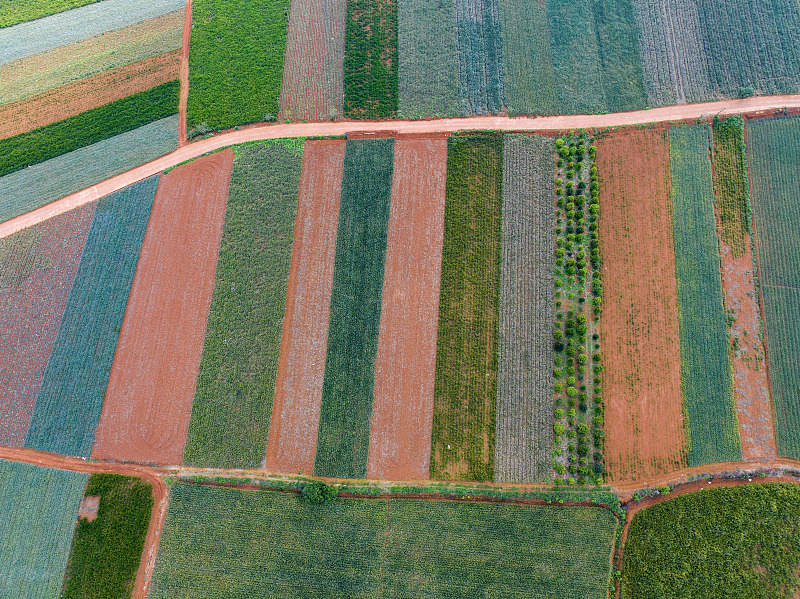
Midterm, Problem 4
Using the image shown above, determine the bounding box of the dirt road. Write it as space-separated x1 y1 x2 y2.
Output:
2 94 799 238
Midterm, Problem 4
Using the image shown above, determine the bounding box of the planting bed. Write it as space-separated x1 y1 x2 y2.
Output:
314 138 394 479
454 0 504 115
184 140 303 469
93 152 234 466
367 137 447 481
597 127 686 481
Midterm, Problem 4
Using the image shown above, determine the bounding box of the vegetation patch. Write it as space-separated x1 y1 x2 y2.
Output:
432 134 502 481
711 115 750 256
184 139 303 469
0 0 101 28
622 483 800 599
61 474 153 599
454 0 505 115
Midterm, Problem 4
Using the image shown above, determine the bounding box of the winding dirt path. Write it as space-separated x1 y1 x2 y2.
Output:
2 94 800 239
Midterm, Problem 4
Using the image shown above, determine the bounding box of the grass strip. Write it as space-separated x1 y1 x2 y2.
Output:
0 0 101 28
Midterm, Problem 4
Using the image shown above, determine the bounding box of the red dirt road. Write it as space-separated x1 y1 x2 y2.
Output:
598 128 687 482
92 150 234 466
264 140 344 475
366 138 447 480
178 0 192 146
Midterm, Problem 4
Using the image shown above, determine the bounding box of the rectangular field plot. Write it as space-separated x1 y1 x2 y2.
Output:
184 140 303 469
454 0 505 115
314 138 394 479
747 116 800 459
495 135 554 483
0 0 102 28
669 125 741 466
149 484 618 599
432 135 502 481
0 460 88 599
24 176 159 457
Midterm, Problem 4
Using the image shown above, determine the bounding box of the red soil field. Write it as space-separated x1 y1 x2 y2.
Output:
0 51 179 140
598 127 687 482
91 150 234 466
366 138 447 480
0 205 94 446
264 139 345 475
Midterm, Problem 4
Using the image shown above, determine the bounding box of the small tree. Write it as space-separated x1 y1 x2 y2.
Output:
301 481 338 504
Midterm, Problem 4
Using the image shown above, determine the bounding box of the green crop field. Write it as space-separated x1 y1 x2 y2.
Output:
455 0 504 115
0 460 88 598
314 138 394 479
0 81 178 178
61 474 153 599
187 0 289 134
669 125 741 466
712 116 750 256
184 139 303 469
747 116 800 458
622 483 800 599
344 0 398 118
432 135 502 481
150 483 618 599
0 0 101 27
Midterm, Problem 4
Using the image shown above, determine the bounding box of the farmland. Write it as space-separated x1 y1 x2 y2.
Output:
24 176 159 458
314 138 394 479
0 206 94 446
184 140 303 469
266 140 345 476
93 152 234 466
669 124 741 466
367 137 447 481
712 116 750 256
495 134 553 483
0 460 88 598
60 474 153 599
431 135 502 481
454 0 504 115
150 483 618 598
0 0 101 28
747 116 800 459
278 0 345 121
622 484 800 599
187 0 290 133
344 0 398 118
597 127 686 481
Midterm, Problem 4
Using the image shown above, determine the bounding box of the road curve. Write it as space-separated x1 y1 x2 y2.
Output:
2 94 800 239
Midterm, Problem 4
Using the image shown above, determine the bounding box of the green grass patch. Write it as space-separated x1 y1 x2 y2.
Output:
150 483 618 598
188 0 289 133
61 474 153 599
432 135 502 481
712 115 750 256
622 483 800 599
0 460 88 598
344 0 398 118
669 124 741 466
184 139 304 469
0 81 178 178
0 0 101 27
313 138 394 479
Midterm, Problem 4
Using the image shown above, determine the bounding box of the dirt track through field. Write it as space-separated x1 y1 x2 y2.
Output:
178 0 191 145
264 140 345 476
366 138 447 480
92 150 233 466
3 94 800 237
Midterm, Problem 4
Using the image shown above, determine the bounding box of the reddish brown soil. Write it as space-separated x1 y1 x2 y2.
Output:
365 138 447 480
0 205 94 446
178 0 192 146
91 150 234 466
77 495 100 522
264 140 345 475
0 51 179 140
598 128 687 482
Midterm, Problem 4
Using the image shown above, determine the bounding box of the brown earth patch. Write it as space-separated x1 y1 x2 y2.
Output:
77 495 100 522
264 139 345 475
366 138 447 480
0 51 179 140
91 149 233 466
178 0 192 145
597 128 687 482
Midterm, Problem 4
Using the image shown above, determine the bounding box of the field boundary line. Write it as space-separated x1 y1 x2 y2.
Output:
178 0 192 146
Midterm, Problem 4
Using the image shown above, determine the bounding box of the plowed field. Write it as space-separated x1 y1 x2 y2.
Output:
92 150 233 466
265 139 344 475
598 127 686 481
366 138 447 480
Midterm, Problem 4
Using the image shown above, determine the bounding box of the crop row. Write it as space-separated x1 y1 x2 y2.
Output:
711 115 751 256
454 0 504 115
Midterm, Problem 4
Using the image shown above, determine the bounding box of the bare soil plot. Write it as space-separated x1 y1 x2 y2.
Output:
278 0 345 121
265 139 344 476
598 127 687 481
0 51 179 139
365 138 447 481
92 150 233 466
